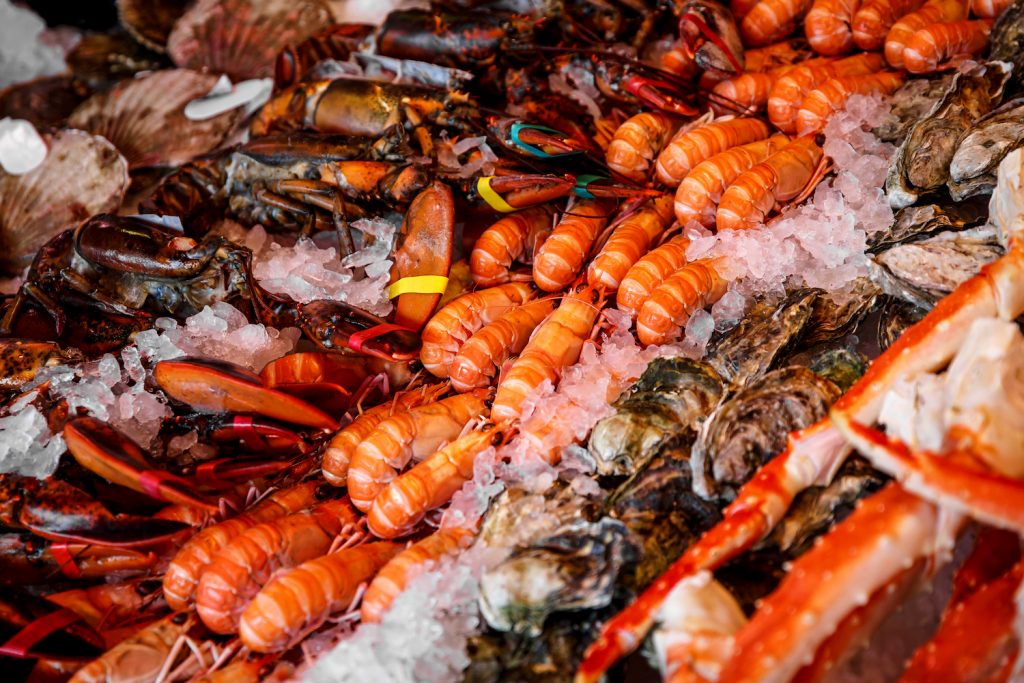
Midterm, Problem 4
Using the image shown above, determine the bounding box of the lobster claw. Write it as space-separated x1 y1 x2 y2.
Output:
390 181 455 333
476 173 576 211
296 300 422 361
153 357 339 431
572 175 666 199
189 456 303 488
0 475 191 548
624 75 699 117
163 413 311 454
0 588 104 661
63 417 220 513
488 118 589 159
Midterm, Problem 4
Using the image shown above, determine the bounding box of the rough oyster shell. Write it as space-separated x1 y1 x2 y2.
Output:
68 69 242 169
0 130 129 275
876 296 928 351
948 98 1024 201
989 0 1024 91
0 76 93 129
873 75 952 144
117 0 192 52
885 62 1010 209
168 0 332 80
802 278 880 346
867 195 989 252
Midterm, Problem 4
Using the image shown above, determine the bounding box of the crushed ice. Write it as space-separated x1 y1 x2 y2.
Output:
0 0 67 88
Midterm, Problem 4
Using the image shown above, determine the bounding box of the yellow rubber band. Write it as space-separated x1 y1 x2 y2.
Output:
388 275 450 299
476 176 517 213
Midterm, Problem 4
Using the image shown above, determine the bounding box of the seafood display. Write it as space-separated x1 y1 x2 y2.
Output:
2 0 1024 681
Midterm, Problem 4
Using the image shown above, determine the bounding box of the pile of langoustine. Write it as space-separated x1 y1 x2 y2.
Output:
2 0 1024 680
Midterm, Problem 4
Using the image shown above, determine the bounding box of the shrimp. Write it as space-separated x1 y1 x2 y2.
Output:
239 542 402 652
616 236 691 319
853 0 927 49
732 0 764 19
533 199 616 292
710 72 778 116
716 137 825 231
420 282 534 377
805 0 861 54
361 528 475 623
675 135 791 227
162 482 321 611
587 195 676 292
767 52 884 132
902 18 993 73
795 71 904 134
491 286 604 423
970 0 1010 16
449 299 556 393
469 207 553 287
743 40 815 71
606 112 682 183
195 497 361 634
636 260 729 346
347 390 491 512
48 579 164 632
655 118 771 186
884 0 969 67
741 0 815 46
367 425 509 538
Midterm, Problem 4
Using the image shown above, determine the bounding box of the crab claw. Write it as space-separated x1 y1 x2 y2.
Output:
477 174 576 210
153 357 339 431
297 300 421 362
390 181 454 333
63 417 219 513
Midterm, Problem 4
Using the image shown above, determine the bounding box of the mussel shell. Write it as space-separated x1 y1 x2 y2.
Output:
0 75 93 129
117 0 191 52
0 130 129 276
877 296 928 351
588 358 723 477
948 98 1024 201
168 0 333 80
867 195 990 252
869 226 1004 309
801 278 880 346
690 366 840 499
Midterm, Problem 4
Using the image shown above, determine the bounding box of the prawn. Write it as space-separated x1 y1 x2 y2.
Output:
636 259 729 346
606 112 682 183
239 542 402 652
449 298 556 393
716 136 825 231
347 390 491 512
743 40 815 72
795 71 904 134
674 135 791 227
533 199 616 292
360 528 475 623
195 497 361 634
321 384 448 487
969 0 1010 16
884 0 969 67
469 207 553 287
853 0 927 49
491 285 604 423
902 18 993 73
420 283 534 378
655 118 771 187
616 236 692 319
587 195 676 292
767 52 884 132
709 64 819 115
805 0 861 54
162 481 321 611
367 425 510 538
741 0 815 46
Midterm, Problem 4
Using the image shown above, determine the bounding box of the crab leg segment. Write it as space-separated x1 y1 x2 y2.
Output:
717 484 944 683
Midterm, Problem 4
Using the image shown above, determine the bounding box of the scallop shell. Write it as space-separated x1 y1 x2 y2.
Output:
0 130 129 275
168 0 332 80
117 0 193 52
68 69 241 169
0 75 93 129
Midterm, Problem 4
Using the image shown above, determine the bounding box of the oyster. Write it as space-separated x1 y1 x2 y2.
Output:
874 75 953 143
990 0 1024 91
706 290 818 387
948 98 1024 200
877 296 928 351
802 278 880 346
808 347 869 393
690 366 841 499
885 62 1010 209
478 478 603 552
869 225 1004 309
588 358 723 477
867 195 989 252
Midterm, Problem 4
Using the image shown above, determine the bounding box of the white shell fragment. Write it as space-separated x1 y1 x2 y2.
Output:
184 76 273 121
0 118 47 175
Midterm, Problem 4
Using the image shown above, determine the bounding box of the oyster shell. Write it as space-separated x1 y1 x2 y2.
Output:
802 278 880 346
869 225 1004 309
0 76 93 129
867 195 989 252
873 75 952 144
948 98 1024 201
877 296 928 351
168 0 333 80
989 0 1024 91
808 347 869 393
690 366 840 500
0 130 129 275
117 0 191 52
885 62 1010 209
588 358 723 477
68 69 242 169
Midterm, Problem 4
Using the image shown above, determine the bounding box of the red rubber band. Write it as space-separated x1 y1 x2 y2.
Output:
347 324 407 354
49 542 81 580
231 415 269 451
0 608 82 657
